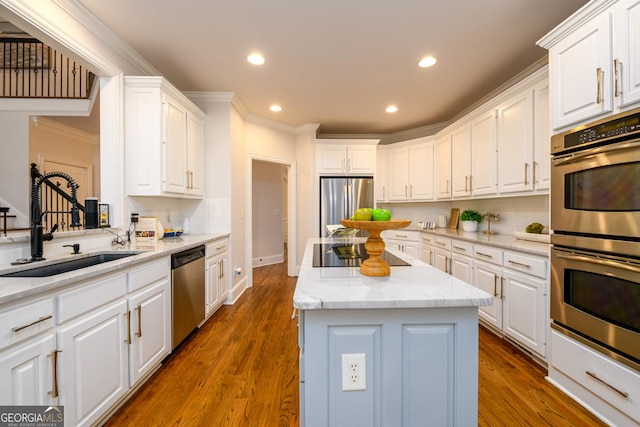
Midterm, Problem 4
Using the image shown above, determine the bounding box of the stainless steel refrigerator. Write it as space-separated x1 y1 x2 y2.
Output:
319 176 374 237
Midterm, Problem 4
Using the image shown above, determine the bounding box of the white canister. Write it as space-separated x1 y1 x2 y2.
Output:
182 217 190 235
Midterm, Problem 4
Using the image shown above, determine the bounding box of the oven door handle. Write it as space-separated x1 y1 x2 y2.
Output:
556 253 640 274
554 139 640 166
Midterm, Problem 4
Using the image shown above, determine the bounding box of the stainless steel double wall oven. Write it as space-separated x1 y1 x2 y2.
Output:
550 107 640 371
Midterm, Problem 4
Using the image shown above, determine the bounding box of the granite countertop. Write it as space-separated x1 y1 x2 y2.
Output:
293 237 493 310
0 233 229 305
405 227 550 257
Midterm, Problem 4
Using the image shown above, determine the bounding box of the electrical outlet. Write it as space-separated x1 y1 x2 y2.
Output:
341 353 366 391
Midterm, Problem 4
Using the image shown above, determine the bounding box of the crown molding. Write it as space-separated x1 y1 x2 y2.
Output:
31 116 98 143
184 91 248 118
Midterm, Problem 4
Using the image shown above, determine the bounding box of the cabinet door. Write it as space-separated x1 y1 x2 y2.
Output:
420 244 434 266
533 82 551 191
0 335 54 405
408 142 434 200
218 255 228 304
375 147 388 201
128 279 171 386
316 145 347 174
347 146 376 174
402 242 420 259
616 0 640 107
206 255 220 316
388 147 410 200
502 270 547 357
471 111 497 196
186 112 204 197
451 254 473 284
435 134 452 199
497 90 534 193
549 11 613 129
433 249 450 274
58 300 128 427
451 125 472 198
473 261 502 329
163 93 188 195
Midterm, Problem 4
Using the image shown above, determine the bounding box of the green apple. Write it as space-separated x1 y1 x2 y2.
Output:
352 208 373 221
371 208 392 221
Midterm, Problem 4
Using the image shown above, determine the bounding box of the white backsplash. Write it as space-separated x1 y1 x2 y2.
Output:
377 194 550 236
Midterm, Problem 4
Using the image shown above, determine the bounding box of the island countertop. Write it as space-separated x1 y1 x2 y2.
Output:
293 237 493 310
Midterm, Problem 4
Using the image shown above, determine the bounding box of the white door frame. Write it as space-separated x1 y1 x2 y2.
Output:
246 153 297 284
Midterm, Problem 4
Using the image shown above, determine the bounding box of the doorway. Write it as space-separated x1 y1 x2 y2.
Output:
246 154 297 286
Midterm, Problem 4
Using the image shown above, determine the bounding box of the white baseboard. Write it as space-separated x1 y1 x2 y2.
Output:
252 253 284 267
225 276 247 305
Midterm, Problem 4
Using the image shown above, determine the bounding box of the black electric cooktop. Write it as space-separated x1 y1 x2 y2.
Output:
311 243 411 268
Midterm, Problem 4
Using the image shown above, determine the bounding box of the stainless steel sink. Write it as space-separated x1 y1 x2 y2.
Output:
1 252 142 278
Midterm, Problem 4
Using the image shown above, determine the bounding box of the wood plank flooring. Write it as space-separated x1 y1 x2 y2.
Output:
105 259 606 427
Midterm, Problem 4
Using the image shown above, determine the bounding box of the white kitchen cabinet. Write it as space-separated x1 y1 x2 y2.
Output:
316 139 378 175
387 139 434 202
375 146 388 201
533 81 551 191
451 125 472 198
539 0 640 130
497 89 535 194
470 110 498 196
58 299 129 427
125 76 205 198
0 297 55 406
435 134 452 199
383 230 420 259
450 240 474 284
127 259 171 386
432 236 451 274
206 239 229 316
0 336 55 406
472 244 547 358
420 234 435 266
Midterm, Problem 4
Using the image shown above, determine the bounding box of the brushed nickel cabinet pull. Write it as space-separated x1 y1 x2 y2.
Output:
446 179 450 194
596 67 604 104
586 371 629 398
614 59 621 97
221 259 224 279
410 184 413 197
465 176 468 192
533 162 538 184
500 277 505 300
405 185 408 198
125 311 131 344
12 315 53 333
435 240 447 247
524 163 529 185
135 305 142 338
476 252 493 259
48 350 61 398
469 175 473 191
453 245 466 252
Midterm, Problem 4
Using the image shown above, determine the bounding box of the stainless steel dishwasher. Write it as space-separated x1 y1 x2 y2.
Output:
171 245 206 349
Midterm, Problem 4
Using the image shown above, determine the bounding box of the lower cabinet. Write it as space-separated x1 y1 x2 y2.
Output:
206 238 229 316
300 307 480 427
0 334 55 405
473 244 547 358
0 297 55 406
55 257 171 426
382 230 420 259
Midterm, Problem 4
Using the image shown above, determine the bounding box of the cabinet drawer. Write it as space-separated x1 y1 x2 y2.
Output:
504 251 546 279
57 273 127 324
382 230 419 241
473 245 503 266
551 330 640 423
128 257 170 293
420 234 434 246
207 239 229 257
432 236 451 251
0 298 53 349
451 240 473 256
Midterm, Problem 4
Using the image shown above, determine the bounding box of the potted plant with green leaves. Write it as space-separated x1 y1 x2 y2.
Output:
460 209 482 232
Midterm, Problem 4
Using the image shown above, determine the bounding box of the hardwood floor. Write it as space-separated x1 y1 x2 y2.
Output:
105 259 605 427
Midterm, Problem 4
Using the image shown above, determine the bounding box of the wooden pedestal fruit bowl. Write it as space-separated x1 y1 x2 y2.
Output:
340 219 412 277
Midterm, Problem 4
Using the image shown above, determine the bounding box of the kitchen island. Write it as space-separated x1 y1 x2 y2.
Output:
293 237 493 427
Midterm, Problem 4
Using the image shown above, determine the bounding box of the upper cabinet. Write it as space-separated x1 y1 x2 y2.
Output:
387 138 434 202
316 139 378 175
124 76 205 198
375 146 388 202
435 134 452 199
538 0 640 131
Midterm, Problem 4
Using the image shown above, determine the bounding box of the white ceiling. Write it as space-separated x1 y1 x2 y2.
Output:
47 1 591 136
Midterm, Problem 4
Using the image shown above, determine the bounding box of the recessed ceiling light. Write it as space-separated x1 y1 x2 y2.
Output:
247 53 265 65
418 56 437 68
270 105 282 112
386 105 398 113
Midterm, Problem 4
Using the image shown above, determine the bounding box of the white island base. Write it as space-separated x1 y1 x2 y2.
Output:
294 238 492 427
